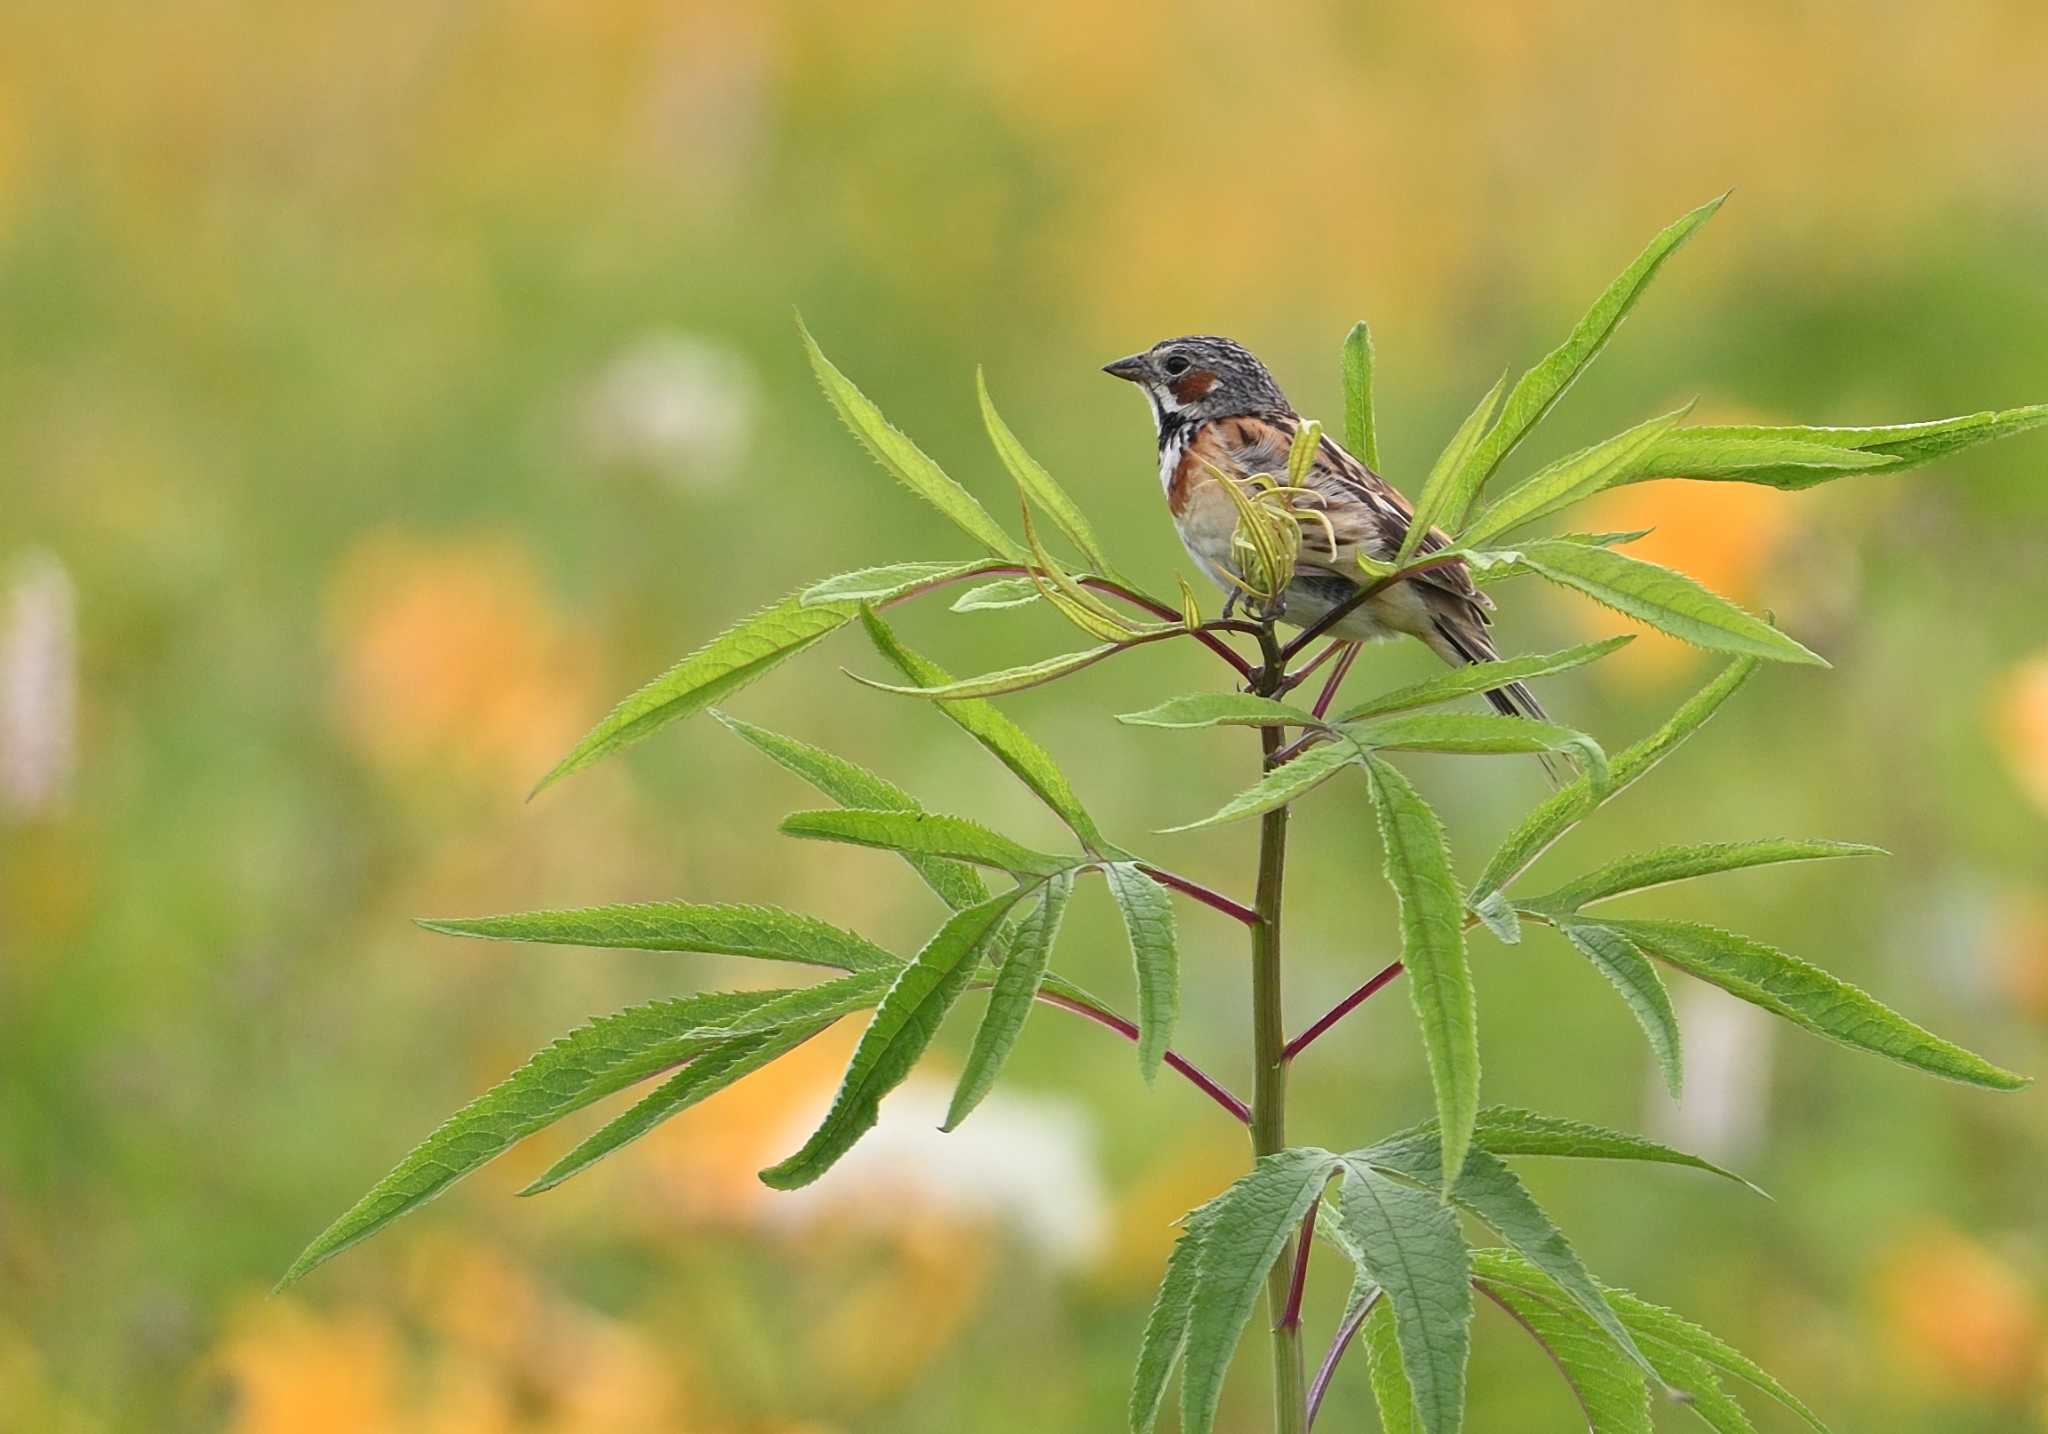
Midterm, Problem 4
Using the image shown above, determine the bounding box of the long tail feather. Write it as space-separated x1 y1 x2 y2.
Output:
1427 617 1571 786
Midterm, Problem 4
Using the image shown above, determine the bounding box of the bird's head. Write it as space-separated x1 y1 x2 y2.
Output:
1102 335 1290 432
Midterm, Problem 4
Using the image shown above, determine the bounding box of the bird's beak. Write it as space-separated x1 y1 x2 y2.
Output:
1101 353 1149 383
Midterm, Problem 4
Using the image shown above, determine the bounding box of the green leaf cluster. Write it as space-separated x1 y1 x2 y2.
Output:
287 202 2043 1434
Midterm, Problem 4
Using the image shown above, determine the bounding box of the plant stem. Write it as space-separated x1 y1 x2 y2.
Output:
1252 714 1308 1434
1033 991 1251 1123
1283 959 1406 1061
1134 863 1260 926
1306 1289 1380 1430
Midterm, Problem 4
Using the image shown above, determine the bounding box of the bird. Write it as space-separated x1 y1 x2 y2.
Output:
1102 334 1548 725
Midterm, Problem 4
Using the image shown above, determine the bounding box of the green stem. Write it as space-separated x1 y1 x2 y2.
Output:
1253 711 1307 1434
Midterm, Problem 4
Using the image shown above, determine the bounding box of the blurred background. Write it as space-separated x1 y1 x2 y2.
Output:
3 2 2046 1430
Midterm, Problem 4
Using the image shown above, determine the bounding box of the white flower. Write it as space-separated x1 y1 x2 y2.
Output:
1 551 76 819
763 1078 1110 1270
574 333 758 485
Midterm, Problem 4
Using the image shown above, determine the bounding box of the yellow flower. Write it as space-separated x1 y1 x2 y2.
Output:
212 1301 405 1434
1872 1224 2042 1396
324 531 594 785
1993 654 2048 816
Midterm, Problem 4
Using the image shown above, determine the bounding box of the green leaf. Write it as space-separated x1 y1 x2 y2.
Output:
674 968 900 1039
1464 1106 1760 1193
1627 431 1903 486
1597 918 2030 1091
1530 838 1885 913
779 808 1070 876
979 370 1121 578
1346 712 1608 787
1159 739 1359 832
761 892 1023 1190
1117 692 1308 730
1336 637 1634 723
1476 1250 1829 1433
1335 1164 1472 1434
1361 1298 1421 1433
858 608 1109 852
1103 862 1180 1084
1353 1141 1658 1384
711 711 988 911
1452 194 1725 505
1461 405 1692 546
946 873 1074 1131
1465 530 1650 584
1342 319 1383 471
1471 889 1522 945
1560 923 1686 1100
1477 1273 1653 1434
279 989 785 1286
1399 369 1509 561
1470 656 1758 901
950 576 1044 612
1632 406 2048 491
1179 1149 1339 1434
799 559 1009 607
532 590 853 797
1365 756 1478 1190
1603 1282 1829 1432
1131 1211 1210 1434
800 317 1025 561
850 642 1127 701
1509 538 1825 665
419 900 900 973
521 1019 833 1195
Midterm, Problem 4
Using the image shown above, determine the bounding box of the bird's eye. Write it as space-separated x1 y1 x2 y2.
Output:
1163 355 1191 376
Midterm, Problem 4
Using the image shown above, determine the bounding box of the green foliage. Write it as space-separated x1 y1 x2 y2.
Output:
1594 918 2028 1090
1560 921 1686 1098
857 606 1109 852
1635 405 2048 490
712 711 991 910
1461 405 1693 545
1333 636 1634 722
1176 1151 1339 1434
850 640 1126 700
761 892 1022 1190
978 370 1123 578
1485 540 1826 665
418 900 899 972
800 317 1026 561
1470 655 1759 901
945 872 1075 1130
1346 712 1608 786
1118 692 1309 730
1364 756 1478 1192
1527 837 1884 912
1363 1298 1421 1434
1335 1162 1473 1433
297 202 2047 1434
529 590 856 797
800 559 1009 607
1161 740 1360 832
1399 368 1508 562
521 1019 835 1195
779 807 1071 876
1342 319 1382 470
950 575 1046 611
1449 192 1725 509
1103 862 1180 1084
280 988 806 1286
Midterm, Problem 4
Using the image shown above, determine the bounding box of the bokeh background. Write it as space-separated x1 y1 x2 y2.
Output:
4 3 2047 1430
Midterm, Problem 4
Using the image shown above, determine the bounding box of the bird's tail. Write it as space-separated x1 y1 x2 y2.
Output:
1426 616 1571 786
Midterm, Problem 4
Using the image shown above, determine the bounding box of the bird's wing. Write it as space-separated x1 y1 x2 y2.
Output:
1205 413 1491 613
